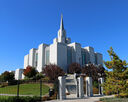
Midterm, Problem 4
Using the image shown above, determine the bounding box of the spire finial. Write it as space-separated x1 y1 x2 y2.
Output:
60 14 64 30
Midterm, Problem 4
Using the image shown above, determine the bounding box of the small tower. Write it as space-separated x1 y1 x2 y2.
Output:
58 14 66 43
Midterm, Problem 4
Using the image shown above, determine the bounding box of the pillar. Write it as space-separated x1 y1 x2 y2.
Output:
98 78 104 95
86 77 93 97
58 76 66 100
77 76 84 98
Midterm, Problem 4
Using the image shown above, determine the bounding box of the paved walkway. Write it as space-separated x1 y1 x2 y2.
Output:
45 94 114 102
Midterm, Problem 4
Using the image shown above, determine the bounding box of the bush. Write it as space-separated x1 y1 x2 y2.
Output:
0 82 8 88
42 96 50 101
35 73 44 80
8 80 18 85
42 76 50 82
0 96 40 102
93 81 98 88
93 87 99 94
115 93 128 98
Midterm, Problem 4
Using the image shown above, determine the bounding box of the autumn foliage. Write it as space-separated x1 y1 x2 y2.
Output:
42 64 65 81
82 64 105 81
23 66 37 78
68 63 81 74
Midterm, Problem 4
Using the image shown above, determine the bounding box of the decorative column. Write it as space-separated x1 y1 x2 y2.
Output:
98 78 104 95
58 76 66 100
77 76 84 98
86 77 93 97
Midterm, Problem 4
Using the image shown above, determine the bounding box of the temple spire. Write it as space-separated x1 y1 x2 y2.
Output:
60 14 64 30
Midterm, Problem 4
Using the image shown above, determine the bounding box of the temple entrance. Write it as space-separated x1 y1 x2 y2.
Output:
58 75 104 100
58 74 84 100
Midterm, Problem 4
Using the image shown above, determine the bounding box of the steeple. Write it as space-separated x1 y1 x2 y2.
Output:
57 14 67 43
60 14 64 30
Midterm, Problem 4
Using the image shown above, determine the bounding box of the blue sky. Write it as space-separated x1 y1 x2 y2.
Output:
0 0 128 74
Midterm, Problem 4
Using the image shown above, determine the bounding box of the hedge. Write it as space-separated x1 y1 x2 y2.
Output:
0 96 40 102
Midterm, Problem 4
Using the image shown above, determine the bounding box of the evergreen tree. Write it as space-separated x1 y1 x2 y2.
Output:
104 47 128 96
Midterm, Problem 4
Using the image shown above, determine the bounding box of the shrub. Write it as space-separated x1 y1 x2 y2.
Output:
0 96 40 102
42 76 50 82
0 82 8 88
35 73 44 80
43 64 65 81
42 96 50 101
93 87 99 94
93 81 98 88
115 93 128 98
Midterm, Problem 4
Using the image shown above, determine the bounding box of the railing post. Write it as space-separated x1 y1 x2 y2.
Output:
40 80 42 101
17 80 20 97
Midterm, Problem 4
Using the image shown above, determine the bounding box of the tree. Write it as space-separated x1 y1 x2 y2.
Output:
42 64 65 81
103 47 128 96
97 65 106 78
0 71 14 82
68 63 81 74
82 64 105 81
23 66 37 78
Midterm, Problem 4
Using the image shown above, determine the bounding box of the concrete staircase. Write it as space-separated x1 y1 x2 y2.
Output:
66 75 77 94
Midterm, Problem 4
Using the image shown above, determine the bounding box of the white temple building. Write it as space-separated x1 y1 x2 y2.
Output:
24 15 103 73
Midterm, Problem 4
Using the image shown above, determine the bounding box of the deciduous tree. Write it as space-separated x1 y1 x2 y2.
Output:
68 63 81 74
23 66 37 78
0 71 14 82
43 64 65 81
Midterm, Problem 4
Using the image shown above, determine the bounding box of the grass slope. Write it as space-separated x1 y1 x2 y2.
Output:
0 83 49 96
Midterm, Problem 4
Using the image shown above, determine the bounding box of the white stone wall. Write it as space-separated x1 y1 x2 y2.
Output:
15 69 24 80
50 43 67 72
57 43 67 72
24 54 29 69
58 76 66 100
68 42 82 65
37 44 48 72
86 77 93 97
58 29 66 43
29 48 37 67
50 43 58 65
84 46 95 64
53 38 58 43
95 52 103 65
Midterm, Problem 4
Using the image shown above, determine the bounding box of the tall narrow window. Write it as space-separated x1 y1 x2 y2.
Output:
67 48 72 65
46 50 50 65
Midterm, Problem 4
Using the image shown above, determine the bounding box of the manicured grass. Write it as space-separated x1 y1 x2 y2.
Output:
100 98 128 102
0 83 49 96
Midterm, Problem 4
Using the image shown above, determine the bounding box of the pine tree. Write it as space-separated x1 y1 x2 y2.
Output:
104 47 128 97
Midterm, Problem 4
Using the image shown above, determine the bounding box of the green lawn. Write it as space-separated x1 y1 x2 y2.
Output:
0 83 49 96
100 98 128 102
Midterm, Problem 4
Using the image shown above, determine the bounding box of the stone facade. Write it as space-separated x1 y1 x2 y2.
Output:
86 77 93 97
23 14 103 72
15 69 24 80
58 76 66 100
